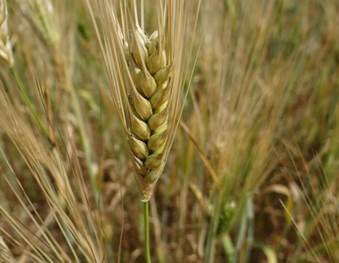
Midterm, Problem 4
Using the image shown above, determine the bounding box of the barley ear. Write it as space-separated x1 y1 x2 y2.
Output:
0 0 13 67
86 0 198 201
127 28 171 201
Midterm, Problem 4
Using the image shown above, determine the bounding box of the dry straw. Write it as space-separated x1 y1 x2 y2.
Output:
0 0 13 66
0 237 14 263
0 88 105 262
87 0 199 201
17 0 61 46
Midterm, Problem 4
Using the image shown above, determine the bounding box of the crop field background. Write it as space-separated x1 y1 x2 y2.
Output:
0 0 338 262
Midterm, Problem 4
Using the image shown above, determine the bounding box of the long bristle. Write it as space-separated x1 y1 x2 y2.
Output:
0 237 14 263
0 87 105 262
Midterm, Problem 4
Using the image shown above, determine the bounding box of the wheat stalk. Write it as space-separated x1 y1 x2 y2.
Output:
0 0 13 66
0 237 14 263
87 0 198 201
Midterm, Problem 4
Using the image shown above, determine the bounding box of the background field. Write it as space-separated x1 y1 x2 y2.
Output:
0 0 338 262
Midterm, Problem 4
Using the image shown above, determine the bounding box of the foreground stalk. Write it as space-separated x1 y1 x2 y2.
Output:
144 201 152 263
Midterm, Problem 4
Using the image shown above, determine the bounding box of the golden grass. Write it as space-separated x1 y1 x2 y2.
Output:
0 0 337 262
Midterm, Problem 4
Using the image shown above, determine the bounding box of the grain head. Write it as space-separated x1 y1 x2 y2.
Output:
87 0 199 201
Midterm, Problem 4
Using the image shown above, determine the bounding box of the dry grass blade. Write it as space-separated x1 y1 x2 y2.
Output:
0 0 13 66
15 0 61 46
0 236 15 263
287 167 339 263
0 87 105 262
86 0 199 201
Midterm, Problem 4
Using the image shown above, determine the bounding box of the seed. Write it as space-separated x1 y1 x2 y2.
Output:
130 137 149 160
147 50 167 74
133 68 157 98
130 114 151 141
130 92 153 120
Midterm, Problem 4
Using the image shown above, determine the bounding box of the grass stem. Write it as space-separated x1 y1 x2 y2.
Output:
144 200 152 263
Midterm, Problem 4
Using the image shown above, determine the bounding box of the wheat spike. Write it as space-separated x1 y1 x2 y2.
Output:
0 0 13 67
0 237 14 263
87 0 199 201
128 29 171 193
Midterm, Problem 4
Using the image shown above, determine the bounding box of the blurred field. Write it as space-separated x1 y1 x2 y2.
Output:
0 0 338 262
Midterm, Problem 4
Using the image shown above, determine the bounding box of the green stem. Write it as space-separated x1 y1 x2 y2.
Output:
144 201 152 263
